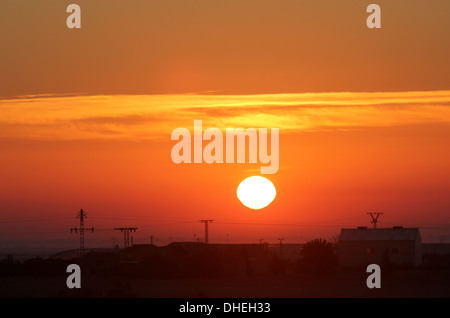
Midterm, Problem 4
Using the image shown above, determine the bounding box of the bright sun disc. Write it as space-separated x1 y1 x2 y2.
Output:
237 176 276 210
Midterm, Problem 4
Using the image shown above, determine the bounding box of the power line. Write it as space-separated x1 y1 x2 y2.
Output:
0 217 73 223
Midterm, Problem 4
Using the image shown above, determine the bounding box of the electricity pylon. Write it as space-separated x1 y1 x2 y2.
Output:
367 212 383 229
70 209 94 258
115 227 137 248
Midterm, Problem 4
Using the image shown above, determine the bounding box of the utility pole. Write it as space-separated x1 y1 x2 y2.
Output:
200 220 214 243
278 238 284 256
70 209 94 258
367 212 383 229
114 227 137 248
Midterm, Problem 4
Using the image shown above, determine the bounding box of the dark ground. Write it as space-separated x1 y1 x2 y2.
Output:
1 269 449 298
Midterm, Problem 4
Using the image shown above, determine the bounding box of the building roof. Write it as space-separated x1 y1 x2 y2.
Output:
339 227 420 241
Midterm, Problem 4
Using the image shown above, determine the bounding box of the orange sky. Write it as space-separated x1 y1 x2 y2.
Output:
1 1 450 97
1 92 450 248
0 1 449 250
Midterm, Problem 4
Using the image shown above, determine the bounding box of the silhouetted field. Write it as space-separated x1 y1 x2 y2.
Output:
1 243 450 298
1 269 450 298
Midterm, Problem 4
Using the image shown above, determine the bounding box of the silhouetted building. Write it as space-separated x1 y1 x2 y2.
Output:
338 226 422 268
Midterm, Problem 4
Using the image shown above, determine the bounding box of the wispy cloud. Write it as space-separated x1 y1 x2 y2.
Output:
1 90 449 141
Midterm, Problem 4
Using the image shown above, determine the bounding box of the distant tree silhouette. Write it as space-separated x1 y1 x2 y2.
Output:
299 238 338 275
328 232 341 247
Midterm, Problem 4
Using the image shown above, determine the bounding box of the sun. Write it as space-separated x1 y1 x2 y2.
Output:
237 176 276 209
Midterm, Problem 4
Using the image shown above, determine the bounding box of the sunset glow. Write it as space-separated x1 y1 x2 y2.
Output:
1 90 450 245
1 0 449 251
